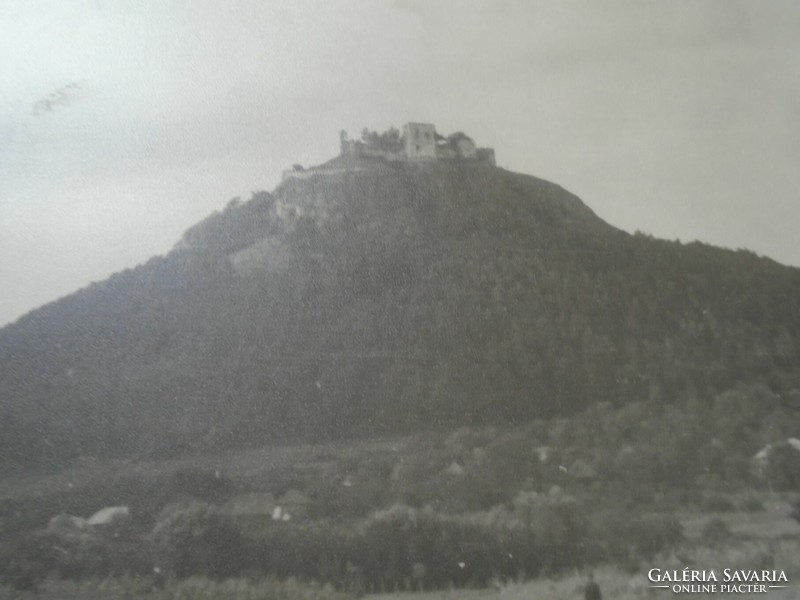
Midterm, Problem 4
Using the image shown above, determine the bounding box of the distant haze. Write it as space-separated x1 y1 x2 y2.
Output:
1 0 799 326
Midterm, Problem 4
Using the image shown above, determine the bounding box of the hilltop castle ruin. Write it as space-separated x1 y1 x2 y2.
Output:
340 123 495 165
282 123 495 181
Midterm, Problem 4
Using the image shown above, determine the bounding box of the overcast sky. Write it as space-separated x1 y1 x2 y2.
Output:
1 1 799 326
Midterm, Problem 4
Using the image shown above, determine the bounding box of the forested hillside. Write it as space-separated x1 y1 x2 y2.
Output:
1 159 799 470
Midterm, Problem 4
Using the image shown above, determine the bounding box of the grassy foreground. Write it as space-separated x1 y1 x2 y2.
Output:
371 537 800 600
0 577 353 600
2 431 800 598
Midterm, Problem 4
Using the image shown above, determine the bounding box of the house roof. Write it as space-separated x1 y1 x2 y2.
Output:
86 505 130 525
753 438 800 461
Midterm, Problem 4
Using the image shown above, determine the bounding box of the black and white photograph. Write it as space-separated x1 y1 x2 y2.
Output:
1 2 799 598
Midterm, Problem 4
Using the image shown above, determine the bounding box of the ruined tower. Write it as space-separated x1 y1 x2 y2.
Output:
403 122 436 160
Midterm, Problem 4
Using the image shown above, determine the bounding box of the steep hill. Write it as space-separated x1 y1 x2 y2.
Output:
1 159 799 469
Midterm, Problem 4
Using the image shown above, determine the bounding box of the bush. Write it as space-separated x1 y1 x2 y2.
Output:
353 502 548 590
702 517 731 541
701 494 736 512
245 520 352 584
0 517 151 589
740 497 764 512
586 508 682 565
149 501 244 579
765 445 800 490
626 513 683 558
131 469 233 526
790 499 800 524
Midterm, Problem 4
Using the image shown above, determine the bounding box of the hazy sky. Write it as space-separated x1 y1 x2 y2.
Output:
1 1 799 326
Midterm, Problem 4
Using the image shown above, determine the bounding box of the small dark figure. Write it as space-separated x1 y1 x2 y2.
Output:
584 572 602 600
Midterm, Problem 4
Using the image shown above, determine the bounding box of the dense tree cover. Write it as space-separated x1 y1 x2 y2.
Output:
0 162 798 469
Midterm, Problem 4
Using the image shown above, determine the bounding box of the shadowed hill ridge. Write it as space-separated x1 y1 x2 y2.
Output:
1 161 799 469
